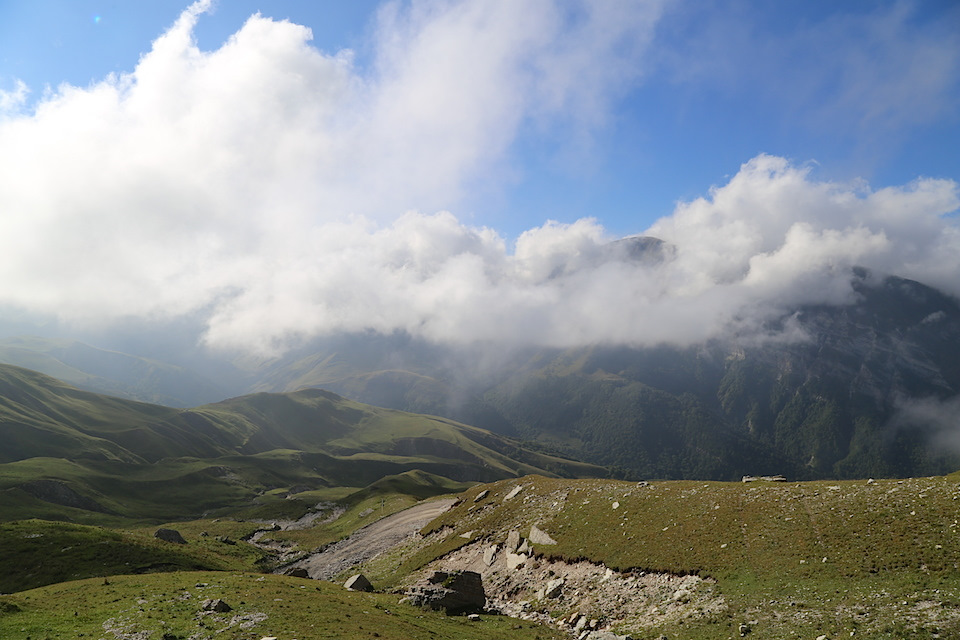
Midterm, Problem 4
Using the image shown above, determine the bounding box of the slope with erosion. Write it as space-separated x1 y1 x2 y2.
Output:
333 474 960 639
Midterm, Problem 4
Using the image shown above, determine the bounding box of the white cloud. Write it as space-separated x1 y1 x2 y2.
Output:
0 2 958 355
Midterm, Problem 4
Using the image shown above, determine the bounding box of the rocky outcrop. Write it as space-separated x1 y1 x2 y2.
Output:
529 524 557 545
200 598 231 613
154 528 187 544
401 570 486 615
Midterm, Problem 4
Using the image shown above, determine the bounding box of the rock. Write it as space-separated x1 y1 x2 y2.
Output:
344 574 374 592
537 577 564 599
402 570 486 615
215 535 236 545
201 598 231 613
285 567 309 578
505 530 521 553
529 524 557 545
483 544 498 566
505 552 527 570
154 528 187 544
504 485 523 500
816 636 829 640
473 490 490 502
467 613 481 621
739 622 751 636
517 539 530 554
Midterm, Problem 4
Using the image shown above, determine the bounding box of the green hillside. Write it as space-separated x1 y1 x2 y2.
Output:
0 571 565 640
0 364 603 523
396 474 960 639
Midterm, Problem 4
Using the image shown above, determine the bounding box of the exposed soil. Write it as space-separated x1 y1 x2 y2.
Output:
289 498 456 581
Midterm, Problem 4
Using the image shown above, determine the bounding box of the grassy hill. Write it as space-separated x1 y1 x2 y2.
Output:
0 571 565 640
0 363 603 524
375 474 960 639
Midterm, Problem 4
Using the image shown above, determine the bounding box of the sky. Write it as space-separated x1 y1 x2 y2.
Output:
0 0 958 355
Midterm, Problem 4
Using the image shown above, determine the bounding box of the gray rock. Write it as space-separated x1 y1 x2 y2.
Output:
537 577 564 599
473 490 490 503
483 544 498 566
201 598 231 613
402 570 486 615
505 552 527 570
505 530 521 553
285 567 309 579
154 528 187 544
504 485 523 500
529 525 557 545
344 573 374 592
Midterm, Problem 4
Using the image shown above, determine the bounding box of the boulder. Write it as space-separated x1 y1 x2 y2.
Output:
505 552 527 570
344 573 374 592
201 598 231 613
529 525 557 545
504 485 523 500
285 567 309 579
402 570 486 615
483 544 498 566
537 577 564 599
473 490 490 503
505 530 521 553
154 528 187 544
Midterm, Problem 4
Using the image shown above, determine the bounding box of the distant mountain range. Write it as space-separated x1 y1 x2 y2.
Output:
2 267 959 482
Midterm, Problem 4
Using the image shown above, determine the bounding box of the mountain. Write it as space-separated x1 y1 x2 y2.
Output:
250 270 960 481
0 364 603 522
5 269 960 481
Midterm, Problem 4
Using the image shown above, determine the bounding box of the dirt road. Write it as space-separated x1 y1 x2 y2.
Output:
293 498 456 581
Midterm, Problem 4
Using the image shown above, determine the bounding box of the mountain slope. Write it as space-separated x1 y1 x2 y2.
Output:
247 270 960 481
0 364 603 522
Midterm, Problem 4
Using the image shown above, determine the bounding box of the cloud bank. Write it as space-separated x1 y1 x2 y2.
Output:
0 1 958 355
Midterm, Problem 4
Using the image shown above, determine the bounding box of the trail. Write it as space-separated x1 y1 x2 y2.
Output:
291 498 456 581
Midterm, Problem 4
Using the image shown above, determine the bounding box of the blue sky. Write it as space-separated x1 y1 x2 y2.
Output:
3 0 956 237
0 0 958 352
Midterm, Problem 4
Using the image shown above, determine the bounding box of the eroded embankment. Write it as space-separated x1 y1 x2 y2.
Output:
431 531 725 636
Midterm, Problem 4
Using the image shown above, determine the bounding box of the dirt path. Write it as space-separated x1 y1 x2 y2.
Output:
292 498 456 581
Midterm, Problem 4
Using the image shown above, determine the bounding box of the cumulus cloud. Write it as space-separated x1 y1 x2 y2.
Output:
0 1 958 355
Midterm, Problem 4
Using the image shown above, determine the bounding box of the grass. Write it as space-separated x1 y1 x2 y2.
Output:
0 571 568 640
0 520 253 594
413 474 960 639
